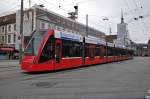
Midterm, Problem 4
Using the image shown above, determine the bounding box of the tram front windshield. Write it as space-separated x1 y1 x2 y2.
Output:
24 30 47 56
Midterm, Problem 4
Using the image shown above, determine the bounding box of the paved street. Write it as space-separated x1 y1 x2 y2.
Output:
0 57 150 99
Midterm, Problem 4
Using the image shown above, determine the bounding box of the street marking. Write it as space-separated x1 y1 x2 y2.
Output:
145 89 150 99
145 96 150 99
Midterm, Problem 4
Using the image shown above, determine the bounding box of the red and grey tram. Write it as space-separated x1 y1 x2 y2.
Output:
21 29 133 72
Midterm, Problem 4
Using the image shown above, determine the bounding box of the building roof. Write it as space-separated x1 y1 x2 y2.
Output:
34 5 105 37
0 13 16 26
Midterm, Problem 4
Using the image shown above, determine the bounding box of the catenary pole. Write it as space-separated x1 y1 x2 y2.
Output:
19 0 24 64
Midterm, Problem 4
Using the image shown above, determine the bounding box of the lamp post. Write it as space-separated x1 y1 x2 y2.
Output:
85 14 110 37
86 14 88 37
19 0 24 64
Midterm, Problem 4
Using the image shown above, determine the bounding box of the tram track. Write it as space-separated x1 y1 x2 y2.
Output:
0 62 94 83
0 65 19 69
0 65 51 82
0 66 20 73
0 67 75 83
0 68 20 73
0 72 52 85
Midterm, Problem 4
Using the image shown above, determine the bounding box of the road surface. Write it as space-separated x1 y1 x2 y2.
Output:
0 57 150 99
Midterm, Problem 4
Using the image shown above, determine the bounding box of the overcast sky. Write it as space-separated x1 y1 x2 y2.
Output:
0 0 150 43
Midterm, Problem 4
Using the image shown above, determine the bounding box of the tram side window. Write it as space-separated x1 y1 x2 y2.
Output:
111 47 115 56
99 46 104 57
62 40 82 57
107 47 112 56
127 50 130 56
56 44 61 63
95 46 100 56
122 50 126 55
85 44 89 57
39 36 55 63
117 49 122 56
89 48 95 59
114 48 117 56
120 49 124 56
116 49 119 56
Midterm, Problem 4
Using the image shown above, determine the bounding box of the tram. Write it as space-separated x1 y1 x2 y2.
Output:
21 29 133 72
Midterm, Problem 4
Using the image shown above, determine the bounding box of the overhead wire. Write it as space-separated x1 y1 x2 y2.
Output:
123 0 141 42
125 0 149 42
40 0 70 13
61 0 96 7
77 16 113 34
132 0 149 38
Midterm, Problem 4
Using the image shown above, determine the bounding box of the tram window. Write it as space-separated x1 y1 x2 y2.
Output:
107 47 113 56
116 49 119 56
89 48 94 59
114 48 117 56
111 48 114 56
39 36 55 63
123 50 126 56
117 49 119 56
95 46 100 56
118 49 122 56
62 40 82 58
120 49 124 56
56 44 61 63
85 45 89 57
100 46 105 57
107 47 111 56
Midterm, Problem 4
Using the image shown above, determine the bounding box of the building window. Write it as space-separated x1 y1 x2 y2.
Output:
14 24 16 31
41 23 45 29
14 35 16 43
48 24 51 29
8 25 11 32
8 35 11 43
2 27 4 32
2 36 4 42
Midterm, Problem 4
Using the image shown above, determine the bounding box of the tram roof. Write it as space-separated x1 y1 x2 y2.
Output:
54 30 106 45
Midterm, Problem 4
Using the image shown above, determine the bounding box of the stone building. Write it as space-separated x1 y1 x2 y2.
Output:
134 40 150 56
0 13 16 47
0 5 105 50
114 11 131 47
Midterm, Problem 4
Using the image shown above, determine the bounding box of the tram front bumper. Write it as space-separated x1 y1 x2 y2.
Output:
21 55 35 72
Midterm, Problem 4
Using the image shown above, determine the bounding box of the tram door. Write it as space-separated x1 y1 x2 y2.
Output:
55 39 62 70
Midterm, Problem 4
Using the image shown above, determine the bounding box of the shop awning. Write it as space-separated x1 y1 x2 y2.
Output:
0 48 14 52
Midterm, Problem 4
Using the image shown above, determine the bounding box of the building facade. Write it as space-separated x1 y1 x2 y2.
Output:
114 12 131 47
0 13 16 47
0 5 105 50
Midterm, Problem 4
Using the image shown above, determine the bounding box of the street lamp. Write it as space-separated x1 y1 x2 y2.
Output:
85 14 110 36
